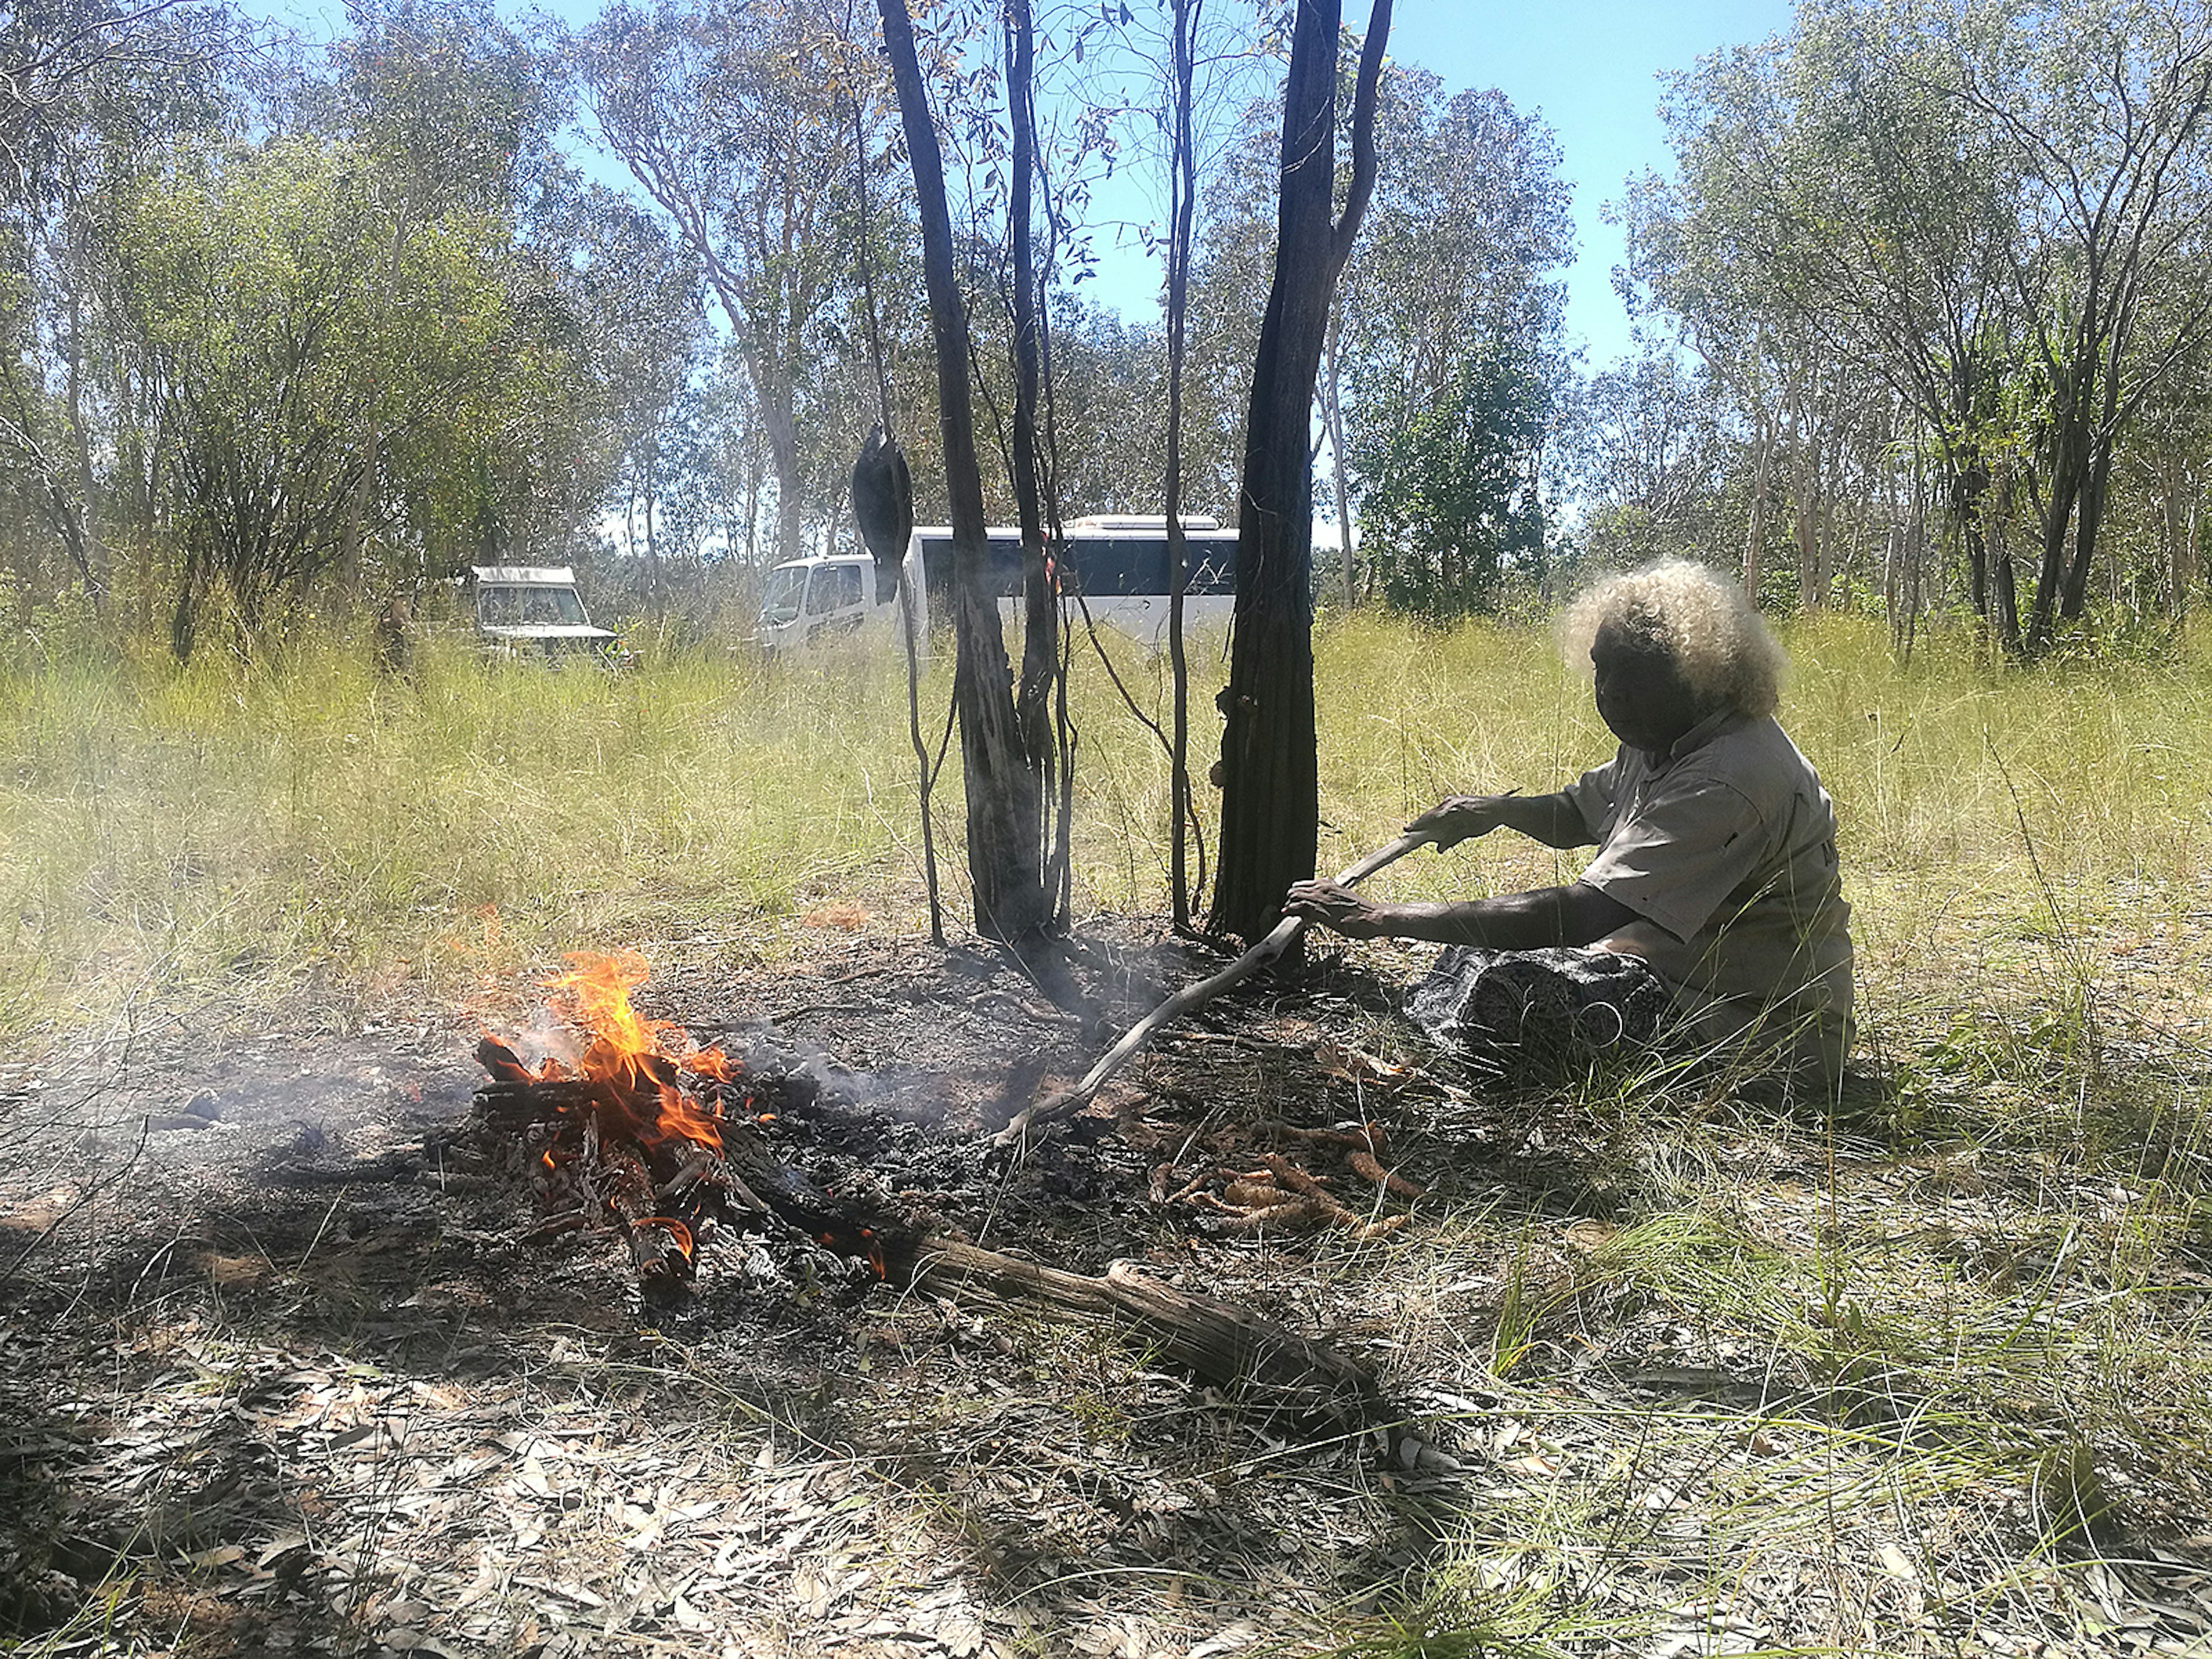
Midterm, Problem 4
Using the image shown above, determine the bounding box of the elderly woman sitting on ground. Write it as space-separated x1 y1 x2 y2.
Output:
1282 561 1853 1088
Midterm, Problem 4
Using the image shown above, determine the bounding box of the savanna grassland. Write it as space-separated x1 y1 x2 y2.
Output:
4 617 2212 1658
10 614 2209 1043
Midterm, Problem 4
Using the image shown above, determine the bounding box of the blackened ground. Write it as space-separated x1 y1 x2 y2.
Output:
0 920 1494 1656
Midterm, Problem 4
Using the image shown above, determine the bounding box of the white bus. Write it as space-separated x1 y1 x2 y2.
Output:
911 514 1236 647
756 514 1234 657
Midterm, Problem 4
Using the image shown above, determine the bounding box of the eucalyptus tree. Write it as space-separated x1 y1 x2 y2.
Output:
110 134 566 657
1952 0 2212 647
575 0 887 569
300 0 559 597
1638 0 2212 653
1339 80 1577 619
2114 295 2212 616
1192 64 1573 619
872 0 1057 944
1036 298 1177 512
535 180 709 611
0 0 230 617
1568 344 1730 534
1346 343 1552 615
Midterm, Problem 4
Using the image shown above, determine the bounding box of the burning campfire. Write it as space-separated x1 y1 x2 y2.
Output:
456 947 1449 1465
471 950 900 1294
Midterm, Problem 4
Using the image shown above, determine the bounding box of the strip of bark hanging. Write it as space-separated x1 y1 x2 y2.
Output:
994 829 1434 1148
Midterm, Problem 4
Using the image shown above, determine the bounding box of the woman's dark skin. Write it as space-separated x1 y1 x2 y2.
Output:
1282 622 1707 947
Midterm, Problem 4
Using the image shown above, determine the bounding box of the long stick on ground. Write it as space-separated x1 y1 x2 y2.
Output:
995 829 1434 1147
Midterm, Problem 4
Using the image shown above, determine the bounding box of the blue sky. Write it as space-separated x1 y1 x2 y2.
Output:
1066 0 1797 369
275 0 1797 369
1386 0 1793 368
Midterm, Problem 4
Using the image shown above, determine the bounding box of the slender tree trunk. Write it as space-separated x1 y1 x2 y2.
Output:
2167 459 2199 619
1990 467 2022 654
1743 405 1771 599
1005 0 1063 919
2027 438 2082 653
1321 310 1355 610
643 472 665 617
878 0 1050 943
744 459 762 566
1163 0 1202 930
755 353 806 567
1793 421 1820 611
1209 0 1392 944
62 276 107 612
2060 430 2115 624
700 264 805 571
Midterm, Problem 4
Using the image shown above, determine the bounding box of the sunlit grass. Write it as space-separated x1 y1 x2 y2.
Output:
5 613 2212 1051
7 612 2212 1656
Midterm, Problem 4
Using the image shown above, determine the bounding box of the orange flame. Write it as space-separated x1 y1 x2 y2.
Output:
545 952 673 1084
688 1047 740 1081
527 950 732 1155
631 1216 695 1261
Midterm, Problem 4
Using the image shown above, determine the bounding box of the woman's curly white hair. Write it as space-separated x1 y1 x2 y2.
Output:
1559 560 1785 719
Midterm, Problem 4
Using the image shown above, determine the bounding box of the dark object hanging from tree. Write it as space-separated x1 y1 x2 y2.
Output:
851 424 914 579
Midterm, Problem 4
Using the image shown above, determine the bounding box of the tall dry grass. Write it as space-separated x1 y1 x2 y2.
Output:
7 617 2212 1658
2 614 2210 1049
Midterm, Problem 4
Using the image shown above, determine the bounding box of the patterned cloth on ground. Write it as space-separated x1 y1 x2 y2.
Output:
1408 946 1669 1081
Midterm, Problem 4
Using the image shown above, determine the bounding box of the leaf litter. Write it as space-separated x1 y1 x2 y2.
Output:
0 915 2210 1655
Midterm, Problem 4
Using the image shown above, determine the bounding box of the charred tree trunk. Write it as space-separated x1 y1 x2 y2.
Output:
2061 427 2117 626
2027 367 2088 655
1208 0 1392 944
879 0 1051 943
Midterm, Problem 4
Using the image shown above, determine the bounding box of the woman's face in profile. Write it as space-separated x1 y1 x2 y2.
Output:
1591 621 1702 755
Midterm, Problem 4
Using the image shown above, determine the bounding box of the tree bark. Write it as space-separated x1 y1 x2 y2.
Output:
1209 0 1392 944
1163 0 1202 930
62 274 107 611
1321 310 1356 609
1005 0 1063 922
879 0 1051 943
1741 403 1771 599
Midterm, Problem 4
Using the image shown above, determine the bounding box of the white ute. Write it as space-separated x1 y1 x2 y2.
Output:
755 547 927 656
469 565 624 663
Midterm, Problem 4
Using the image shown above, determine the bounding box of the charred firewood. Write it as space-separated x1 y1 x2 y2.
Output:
461 1025 1453 1465
603 1141 693 1285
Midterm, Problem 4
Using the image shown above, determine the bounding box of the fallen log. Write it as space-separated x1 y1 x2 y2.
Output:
905 1234 1382 1430
995 830 1435 1147
903 1237 1456 1465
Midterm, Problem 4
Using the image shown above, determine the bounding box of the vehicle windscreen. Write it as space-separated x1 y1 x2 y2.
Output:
478 584 589 627
761 566 806 625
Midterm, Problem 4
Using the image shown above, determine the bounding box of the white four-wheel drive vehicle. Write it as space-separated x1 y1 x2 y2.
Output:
469 566 628 665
